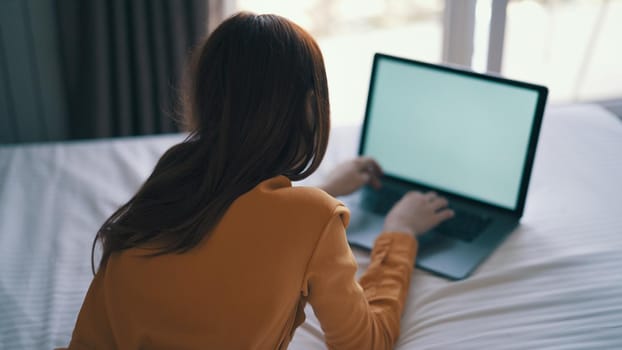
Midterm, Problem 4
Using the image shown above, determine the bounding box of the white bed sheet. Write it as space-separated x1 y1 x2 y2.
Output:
0 104 621 349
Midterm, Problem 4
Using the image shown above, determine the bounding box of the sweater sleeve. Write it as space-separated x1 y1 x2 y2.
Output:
302 206 418 350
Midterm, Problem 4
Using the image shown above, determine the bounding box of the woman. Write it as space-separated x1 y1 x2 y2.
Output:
66 12 453 349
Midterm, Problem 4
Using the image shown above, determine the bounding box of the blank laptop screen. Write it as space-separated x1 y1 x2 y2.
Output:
361 57 540 210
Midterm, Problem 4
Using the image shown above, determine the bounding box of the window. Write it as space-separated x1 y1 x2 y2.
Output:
236 0 444 125
502 0 622 102
233 0 621 123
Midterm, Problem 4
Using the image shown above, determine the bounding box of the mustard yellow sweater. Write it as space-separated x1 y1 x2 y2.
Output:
67 175 417 349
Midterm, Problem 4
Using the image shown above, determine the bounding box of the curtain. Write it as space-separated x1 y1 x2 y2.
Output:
56 0 209 139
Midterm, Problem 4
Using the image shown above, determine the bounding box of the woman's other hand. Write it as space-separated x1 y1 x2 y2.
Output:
384 191 454 237
320 157 383 197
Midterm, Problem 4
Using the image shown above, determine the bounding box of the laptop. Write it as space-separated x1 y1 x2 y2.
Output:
343 53 548 280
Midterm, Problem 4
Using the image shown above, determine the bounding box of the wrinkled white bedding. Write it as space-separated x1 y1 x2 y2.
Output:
1 104 620 349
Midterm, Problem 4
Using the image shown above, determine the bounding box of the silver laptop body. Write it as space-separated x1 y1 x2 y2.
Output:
344 53 548 280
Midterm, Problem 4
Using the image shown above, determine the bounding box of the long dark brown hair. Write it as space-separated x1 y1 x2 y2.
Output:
92 12 330 273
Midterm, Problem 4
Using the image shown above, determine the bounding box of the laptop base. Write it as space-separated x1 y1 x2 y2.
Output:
342 188 518 280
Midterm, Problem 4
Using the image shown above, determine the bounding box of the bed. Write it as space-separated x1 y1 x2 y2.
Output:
1 104 621 349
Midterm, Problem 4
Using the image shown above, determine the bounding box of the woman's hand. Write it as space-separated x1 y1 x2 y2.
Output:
384 191 454 237
320 157 383 197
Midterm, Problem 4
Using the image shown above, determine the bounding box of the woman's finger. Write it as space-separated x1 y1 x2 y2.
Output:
435 208 455 224
368 158 383 176
356 166 381 189
358 156 383 175
362 162 383 189
357 157 383 190
368 172 382 189
358 171 371 184
425 191 438 201
431 197 449 210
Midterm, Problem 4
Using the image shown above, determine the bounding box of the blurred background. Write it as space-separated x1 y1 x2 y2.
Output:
1 0 621 143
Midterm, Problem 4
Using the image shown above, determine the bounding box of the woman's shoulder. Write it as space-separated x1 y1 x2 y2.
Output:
241 175 348 224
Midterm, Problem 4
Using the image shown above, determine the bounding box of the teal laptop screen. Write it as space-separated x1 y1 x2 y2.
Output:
362 57 540 210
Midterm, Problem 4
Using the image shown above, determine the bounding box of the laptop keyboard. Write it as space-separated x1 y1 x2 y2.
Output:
361 187 402 214
434 209 491 242
362 187 491 242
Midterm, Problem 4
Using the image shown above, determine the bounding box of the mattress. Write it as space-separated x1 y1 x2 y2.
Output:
1 104 621 349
